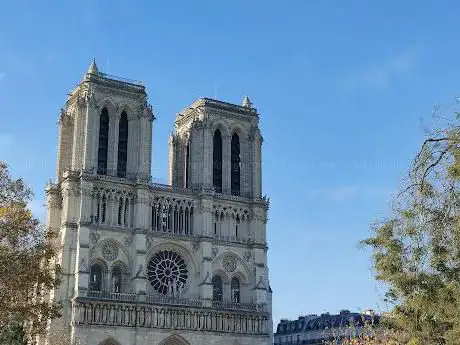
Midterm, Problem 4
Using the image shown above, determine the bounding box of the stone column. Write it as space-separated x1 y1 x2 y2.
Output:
138 108 153 181
83 97 99 172
168 134 175 186
202 122 213 189
200 241 213 302
190 125 203 189
90 104 100 173
127 116 139 179
71 100 86 172
241 136 250 198
176 139 185 187
74 181 93 298
199 198 213 302
133 233 147 295
253 129 262 198
107 113 119 176
56 111 74 181
222 134 231 194
132 187 150 295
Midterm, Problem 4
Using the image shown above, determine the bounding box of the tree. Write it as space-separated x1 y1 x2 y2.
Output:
0 161 61 339
0 320 27 345
363 101 460 344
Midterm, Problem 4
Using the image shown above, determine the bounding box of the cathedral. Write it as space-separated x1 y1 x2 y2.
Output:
42 60 272 345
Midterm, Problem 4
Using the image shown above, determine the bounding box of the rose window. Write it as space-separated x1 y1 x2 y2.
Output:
147 250 188 295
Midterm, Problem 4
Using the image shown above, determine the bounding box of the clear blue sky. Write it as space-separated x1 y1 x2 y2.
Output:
1 0 460 328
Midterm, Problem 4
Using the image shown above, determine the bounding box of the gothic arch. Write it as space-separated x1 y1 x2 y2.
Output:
230 123 247 139
213 252 250 284
98 338 121 345
158 334 190 345
212 120 230 137
89 258 108 291
212 268 230 284
97 99 117 116
118 103 137 120
147 240 198 274
89 238 131 271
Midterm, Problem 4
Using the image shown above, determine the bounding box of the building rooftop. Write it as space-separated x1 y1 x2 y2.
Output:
82 59 145 92
275 310 380 334
178 96 258 119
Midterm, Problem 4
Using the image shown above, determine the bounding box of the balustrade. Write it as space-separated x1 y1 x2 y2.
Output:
73 298 270 335
212 234 253 244
82 290 265 313
87 290 136 302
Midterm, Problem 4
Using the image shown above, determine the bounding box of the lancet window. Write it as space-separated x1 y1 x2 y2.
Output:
231 277 240 303
185 141 190 188
213 129 223 193
97 108 109 175
111 263 129 293
212 275 223 301
90 262 105 291
93 189 132 227
231 133 241 196
117 111 128 178
150 198 193 235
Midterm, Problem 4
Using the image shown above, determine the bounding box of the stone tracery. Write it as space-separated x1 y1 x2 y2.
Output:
147 250 188 296
150 196 194 235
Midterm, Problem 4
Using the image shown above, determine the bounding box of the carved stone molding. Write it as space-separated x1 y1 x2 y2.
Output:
123 236 133 246
89 232 100 244
222 254 237 273
243 251 252 262
102 240 118 261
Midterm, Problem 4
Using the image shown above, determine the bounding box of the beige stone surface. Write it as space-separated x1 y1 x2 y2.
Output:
42 63 272 345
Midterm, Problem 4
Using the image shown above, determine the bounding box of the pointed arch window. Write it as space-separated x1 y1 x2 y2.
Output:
90 263 104 291
212 275 223 301
117 111 128 178
213 129 223 193
231 277 240 303
231 133 240 196
185 141 190 188
97 108 109 175
112 266 123 293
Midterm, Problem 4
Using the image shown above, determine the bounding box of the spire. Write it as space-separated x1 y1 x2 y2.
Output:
242 95 252 109
87 58 99 75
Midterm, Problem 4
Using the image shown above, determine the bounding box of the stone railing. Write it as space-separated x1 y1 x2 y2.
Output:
87 290 136 302
145 294 203 308
73 298 270 336
81 290 266 313
212 300 262 312
212 234 254 245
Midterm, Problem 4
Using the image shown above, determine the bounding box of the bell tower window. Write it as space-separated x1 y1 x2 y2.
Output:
185 141 190 188
97 108 109 175
231 133 240 196
213 129 222 193
117 111 128 178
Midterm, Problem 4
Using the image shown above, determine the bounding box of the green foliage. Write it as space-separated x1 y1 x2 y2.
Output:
0 321 26 345
363 104 460 344
0 161 61 338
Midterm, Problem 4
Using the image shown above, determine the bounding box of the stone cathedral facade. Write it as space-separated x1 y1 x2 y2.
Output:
42 61 272 345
